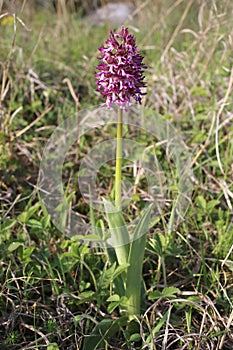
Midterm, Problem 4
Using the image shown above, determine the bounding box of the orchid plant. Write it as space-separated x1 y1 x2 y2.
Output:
95 26 150 318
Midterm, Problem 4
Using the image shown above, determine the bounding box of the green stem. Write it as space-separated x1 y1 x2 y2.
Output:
112 108 129 289
115 108 123 211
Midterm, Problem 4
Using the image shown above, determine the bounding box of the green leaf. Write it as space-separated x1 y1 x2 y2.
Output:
104 199 129 246
76 291 96 306
131 204 153 242
18 203 40 223
148 233 166 257
196 195 206 210
47 343 59 350
103 199 130 266
7 241 23 252
27 219 43 229
78 291 95 299
125 204 152 316
112 263 130 281
148 290 162 300
149 287 180 300
206 199 220 210
106 248 125 297
161 287 180 298
129 333 142 342
41 214 51 228
37 192 49 217
82 319 120 350
98 262 116 288
107 294 120 302
18 246 35 262
68 241 81 258
0 219 17 232
107 301 120 313
131 194 140 201
98 261 129 290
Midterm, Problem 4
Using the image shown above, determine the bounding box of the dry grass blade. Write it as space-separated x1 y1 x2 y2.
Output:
14 105 53 139
215 65 233 175
161 0 194 61
219 308 233 349
162 304 172 350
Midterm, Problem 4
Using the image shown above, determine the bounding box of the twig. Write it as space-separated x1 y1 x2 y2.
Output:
20 320 50 347
63 78 80 109
14 105 53 138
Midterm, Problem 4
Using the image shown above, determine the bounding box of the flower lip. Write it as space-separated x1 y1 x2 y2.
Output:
95 25 147 109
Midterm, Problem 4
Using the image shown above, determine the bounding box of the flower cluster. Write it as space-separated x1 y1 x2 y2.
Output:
95 26 147 109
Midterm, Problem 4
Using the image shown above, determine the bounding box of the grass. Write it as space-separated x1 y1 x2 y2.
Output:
0 0 233 349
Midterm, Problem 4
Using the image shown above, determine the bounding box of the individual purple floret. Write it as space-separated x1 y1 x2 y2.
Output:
95 25 147 109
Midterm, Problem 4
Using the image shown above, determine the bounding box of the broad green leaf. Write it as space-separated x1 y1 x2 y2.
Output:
149 287 180 300
161 287 180 297
125 204 152 315
196 195 206 210
107 295 129 314
8 241 23 252
148 290 162 300
107 248 125 297
206 199 220 210
107 294 120 302
103 199 129 266
76 291 96 305
131 193 140 201
18 246 35 262
129 333 142 342
131 204 153 242
27 219 43 229
69 241 81 258
47 343 59 350
78 291 95 298
107 301 120 313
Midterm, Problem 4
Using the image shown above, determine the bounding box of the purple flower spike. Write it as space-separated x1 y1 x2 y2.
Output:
95 26 147 109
